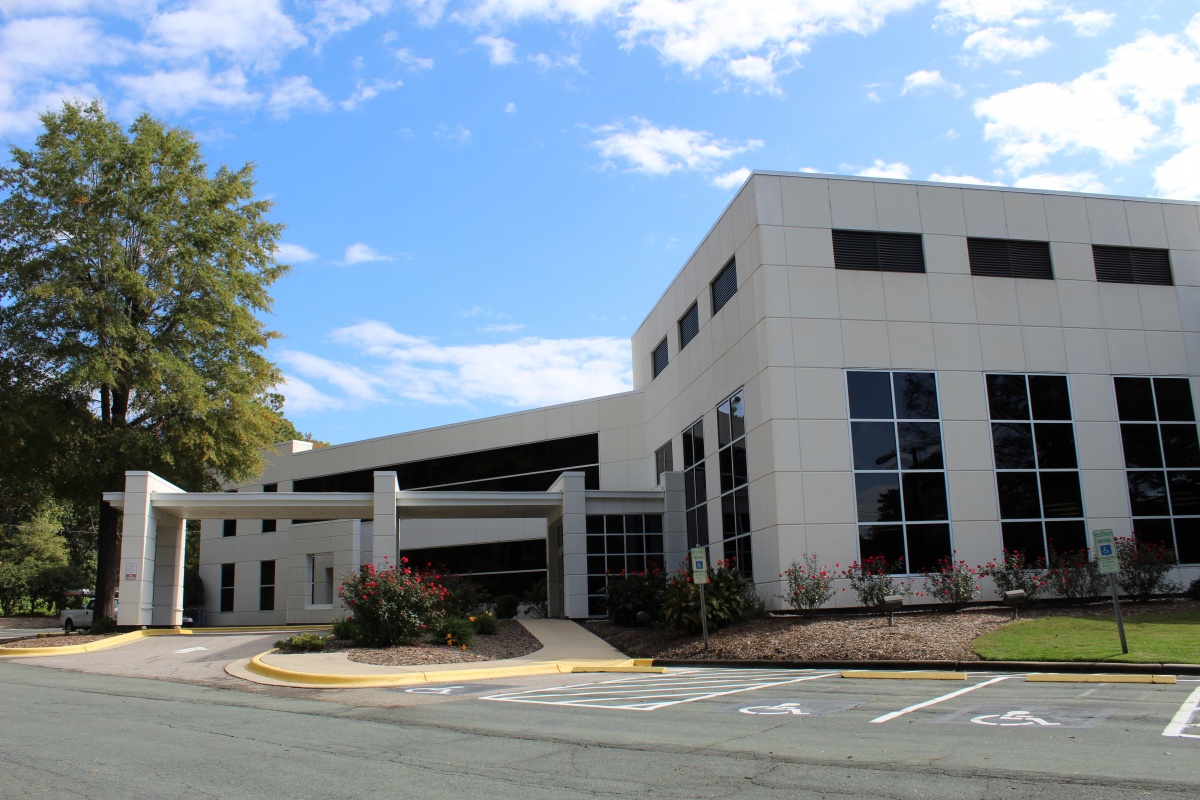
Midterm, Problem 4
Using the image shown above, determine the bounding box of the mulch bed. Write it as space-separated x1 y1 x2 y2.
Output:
583 599 1200 662
0 617 62 630
1 633 114 649
328 620 543 667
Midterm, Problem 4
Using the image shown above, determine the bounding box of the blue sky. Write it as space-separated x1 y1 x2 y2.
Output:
4 1 1200 444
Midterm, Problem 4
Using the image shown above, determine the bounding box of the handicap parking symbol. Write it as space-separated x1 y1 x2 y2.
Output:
740 702 809 716
971 710 1060 726
936 705 1115 729
1099 544 1113 556
717 697 867 717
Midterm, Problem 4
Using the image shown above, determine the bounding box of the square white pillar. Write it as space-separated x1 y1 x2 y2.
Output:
117 471 187 628
373 471 399 569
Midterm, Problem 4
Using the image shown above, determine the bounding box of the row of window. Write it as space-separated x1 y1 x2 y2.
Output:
218 560 276 613
832 229 1173 285
652 259 737 380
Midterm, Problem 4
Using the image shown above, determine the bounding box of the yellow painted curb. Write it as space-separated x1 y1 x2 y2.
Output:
841 670 968 681
201 625 332 633
631 659 656 667
0 628 192 657
1026 673 1177 684
570 665 669 674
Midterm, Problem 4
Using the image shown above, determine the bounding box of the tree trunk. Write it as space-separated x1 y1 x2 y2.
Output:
94 500 121 621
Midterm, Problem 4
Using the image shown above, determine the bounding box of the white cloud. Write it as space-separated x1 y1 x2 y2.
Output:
711 167 751 189
338 242 395 265
115 67 262 114
856 159 911 179
962 27 1052 61
936 0 1051 29
1057 9 1114 37
927 172 1004 185
901 69 961 95
143 0 307 70
340 78 403 110
275 374 346 414
476 34 517 65
435 123 472 145
278 320 634 409
592 118 762 176
504 101 516 113
274 243 319 263
394 47 434 70
267 75 330 117
308 0 394 44
478 323 526 333
1012 171 1106 192
528 52 582 71
727 55 778 92
1154 144 1200 200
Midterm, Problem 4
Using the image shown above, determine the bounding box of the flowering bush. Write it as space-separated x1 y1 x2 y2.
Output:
604 568 667 627
338 559 446 646
434 616 476 648
663 559 759 634
423 567 489 618
470 610 499 635
1117 536 1178 602
1047 548 1106 600
778 554 837 612
923 557 980 609
842 557 913 613
980 550 1049 601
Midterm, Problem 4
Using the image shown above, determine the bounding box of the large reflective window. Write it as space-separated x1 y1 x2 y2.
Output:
1034 424 1078 469
992 423 1035 469
856 473 902 522
898 422 944 469
852 421 897 470
987 374 1029 420
847 371 893 419
893 372 938 419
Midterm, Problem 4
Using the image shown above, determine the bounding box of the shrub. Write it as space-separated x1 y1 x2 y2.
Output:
522 578 548 619
843 557 913 613
1187 577 1200 602
425 568 489 618
663 560 755 634
275 632 328 652
338 559 446 646
923 557 980 610
330 616 359 641
434 616 476 648
90 615 118 634
1117 537 1179 602
492 594 520 619
779 554 837 613
471 611 499 635
604 568 667 626
980 550 1049 601
1047 548 1106 601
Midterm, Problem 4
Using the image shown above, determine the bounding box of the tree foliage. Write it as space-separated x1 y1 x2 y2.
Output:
0 100 299 619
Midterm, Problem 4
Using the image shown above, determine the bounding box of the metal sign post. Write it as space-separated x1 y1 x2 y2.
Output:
1093 529 1127 655
690 547 710 651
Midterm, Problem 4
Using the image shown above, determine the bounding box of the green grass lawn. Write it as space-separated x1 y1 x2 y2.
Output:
972 611 1200 664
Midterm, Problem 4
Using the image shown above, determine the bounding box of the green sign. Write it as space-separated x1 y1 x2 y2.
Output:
1093 529 1119 575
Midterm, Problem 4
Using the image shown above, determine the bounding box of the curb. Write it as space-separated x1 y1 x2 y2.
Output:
842 670 967 680
0 628 193 657
647 658 1200 676
1027 673 1177 684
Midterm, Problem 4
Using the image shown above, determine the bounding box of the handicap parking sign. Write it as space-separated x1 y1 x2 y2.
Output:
1099 544 1113 556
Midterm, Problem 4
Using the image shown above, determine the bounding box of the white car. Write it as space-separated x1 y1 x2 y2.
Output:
61 599 117 632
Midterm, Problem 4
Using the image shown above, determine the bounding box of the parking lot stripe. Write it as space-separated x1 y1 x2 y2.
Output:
1163 685 1200 739
869 676 1013 724
1027 673 1176 684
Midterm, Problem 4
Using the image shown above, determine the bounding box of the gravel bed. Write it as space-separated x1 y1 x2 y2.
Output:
584 599 1200 662
1 633 114 648
340 620 543 667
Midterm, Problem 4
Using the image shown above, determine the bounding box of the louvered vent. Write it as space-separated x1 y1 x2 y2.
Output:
1093 245 1172 285
678 303 699 350
711 258 738 313
832 230 925 273
968 238 1053 279
651 338 669 379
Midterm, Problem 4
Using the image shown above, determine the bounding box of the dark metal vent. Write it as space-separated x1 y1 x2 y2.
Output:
652 337 669 379
968 237 1053 279
832 230 925 273
711 258 738 313
1093 245 1172 285
678 303 699 350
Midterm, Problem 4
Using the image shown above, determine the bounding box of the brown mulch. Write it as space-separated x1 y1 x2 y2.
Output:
340 620 543 667
583 599 1200 662
1 633 114 649
0 617 62 630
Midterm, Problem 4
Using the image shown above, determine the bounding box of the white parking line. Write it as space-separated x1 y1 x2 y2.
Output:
1163 685 1200 739
870 676 1013 724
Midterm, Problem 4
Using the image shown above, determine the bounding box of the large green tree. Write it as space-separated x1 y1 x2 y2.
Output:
0 100 295 621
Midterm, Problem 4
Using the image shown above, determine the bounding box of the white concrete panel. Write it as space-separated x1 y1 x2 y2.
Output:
763 367 799 419
751 476 779 530
886 321 936 368
1146 331 1189 374
933 323 984 370
1043 194 1091 243
1063 327 1112 373
1075 421 1124 470
841 320 890 367
1163 202 1200 250
760 225 786 266
1022 326 1069 372
597 396 628 430
802 472 855 524
1125 201 1169 248
948 471 1001 522
1080 469 1132 519
927 273 977 323
784 226 835 268
1179 286 1200 332
757 263 792 319
874 182 922 232
798 419 851 472
836 268 885 320
1139 285 1182 331
1016 279 1062 327
772 419 803 471
923 234 970 275
572 400 600 434
1086 198 1131 246
780 177 832 228
792 318 843 367
799 524 859 571
1099 284 1144 329
1002 192 1049 241
796 368 849 420
1172 250 1200 288
916 185 966 235
883 272 932 321
1185 332 1200 373
979 325 1026 371
1068 373 1118 422
937 370 988 421
1050 241 1095 282
788 265 840 319
754 174 784 225
775 472 807 526
1105 329 1151 373
1057 278 1103 328
520 410 548 444
948 520 1004 568
942 420 995 471
974 277 1021 325
962 189 1008 238
829 180 878 230
760 317 795 367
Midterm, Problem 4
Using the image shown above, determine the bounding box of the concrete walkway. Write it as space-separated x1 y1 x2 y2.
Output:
225 619 663 688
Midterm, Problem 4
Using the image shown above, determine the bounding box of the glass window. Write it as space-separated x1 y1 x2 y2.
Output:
652 337 668 379
715 388 753 577
654 441 673 485
584 514 667 617
259 560 275 612
682 418 707 551
678 303 700 350
711 259 738 313
847 371 893 420
220 563 234 613
223 519 236 537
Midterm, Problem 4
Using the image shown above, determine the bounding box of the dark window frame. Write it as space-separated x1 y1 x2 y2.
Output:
833 230 926 273
219 563 235 613
678 302 700 351
711 258 738 314
259 560 275 612
682 417 708 552
715 387 753 578
1093 245 1172 285
967 237 1053 280
654 440 673 486
583 514 666 617
651 337 669 379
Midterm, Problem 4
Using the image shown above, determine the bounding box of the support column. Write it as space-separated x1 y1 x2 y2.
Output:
117 471 187 628
662 471 688 574
550 471 588 619
373 471 399 569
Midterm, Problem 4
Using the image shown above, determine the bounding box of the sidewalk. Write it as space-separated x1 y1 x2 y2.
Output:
225 619 665 689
